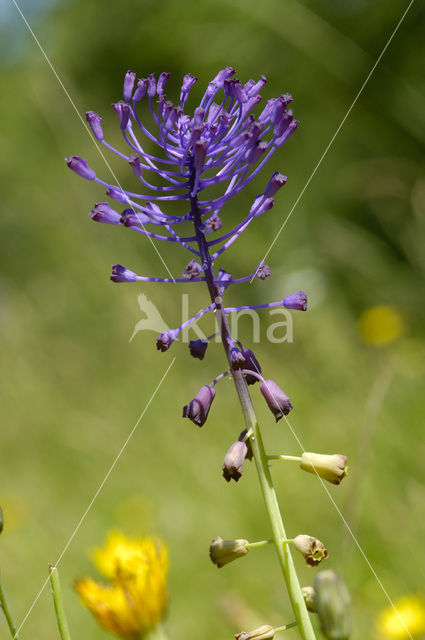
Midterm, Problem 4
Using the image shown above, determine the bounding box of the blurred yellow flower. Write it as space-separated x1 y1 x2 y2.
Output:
358 305 404 347
75 532 168 639
376 595 425 639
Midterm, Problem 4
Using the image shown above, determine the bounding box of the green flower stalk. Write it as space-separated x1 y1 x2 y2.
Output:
68 66 351 639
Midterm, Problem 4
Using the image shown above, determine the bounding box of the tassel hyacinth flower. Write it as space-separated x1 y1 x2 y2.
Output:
68 67 350 640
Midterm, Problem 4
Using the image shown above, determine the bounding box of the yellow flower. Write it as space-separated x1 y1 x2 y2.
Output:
376 595 425 639
358 305 404 347
75 532 168 639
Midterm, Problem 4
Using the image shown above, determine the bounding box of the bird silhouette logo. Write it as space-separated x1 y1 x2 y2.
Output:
129 294 170 343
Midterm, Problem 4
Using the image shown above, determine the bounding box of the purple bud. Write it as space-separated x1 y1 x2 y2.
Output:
66 156 96 181
194 139 208 173
106 187 129 204
246 140 268 165
238 429 253 461
182 385 216 427
156 329 179 352
165 106 182 131
275 119 299 147
250 196 274 217
260 380 293 421
123 70 136 102
247 75 267 97
255 261 272 280
182 259 203 280
86 111 104 141
204 213 222 233
241 95 262 119
222 441 248 482
147 73 156 97
188 339 208 360
230 348 245 370
264 172 287 197
110 264 138 283
112 101 130 129
241 348 262 385
157 72 170 96
90 202 122 225
133 78 147 102
206 67 235 96
283 291 307 311
128 154 142 179
120 208 150 227
180 73 197 104
224 78 248 103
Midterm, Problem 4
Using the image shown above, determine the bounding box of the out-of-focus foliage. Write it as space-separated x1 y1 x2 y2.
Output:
0 1 424 639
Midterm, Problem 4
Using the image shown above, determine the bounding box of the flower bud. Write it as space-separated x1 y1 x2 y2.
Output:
133 78 147 102
283 291 307 311
241 348 262 385
66 156 96 180
217 268 232 290
230 348 245 369
293 535 328 567
129 154 142 179
157 72 170 96
110 264 138 283
86 111 103 140
314 570 351 640
209 536 249 568
182 385 216 427
182 259 203 280
112 101 130 129
300 453 348 485
260 380 292 421
264 172 287 197
180 73 197 104
250 194 274 217
238 428 253 460
188 339 208 360
204 212 222 232
302 586 317 613
156 329 179 352
235 626 275 640
255 261 272 280
123 70 136 102
222 441 248 482
90 202 121 225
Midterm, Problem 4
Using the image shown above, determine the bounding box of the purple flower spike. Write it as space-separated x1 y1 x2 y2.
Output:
110 264 138 283
283 291 307 311
182 385 216 427
156 329 179 352
66 156 96 181
264 172 288 197
260 380 293 421
90 202 122 225
182 259 203 280
241 348 262 385
222 441 248 482
123 70 136 102
188 339 208 360
86 111 104 141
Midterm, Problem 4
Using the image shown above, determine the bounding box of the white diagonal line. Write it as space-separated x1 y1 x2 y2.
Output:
10 0 176 282
13 358 176 639
251 0 415 282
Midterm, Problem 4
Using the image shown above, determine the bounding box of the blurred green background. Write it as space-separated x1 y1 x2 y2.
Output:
1 0 425 638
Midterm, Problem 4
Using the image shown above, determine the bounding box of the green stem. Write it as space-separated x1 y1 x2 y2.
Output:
267 455 301 463
0 573 18 639
144 624 168 640
246 539 274 549
275 621 299 633
231 370 316 640
49 565 72 640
